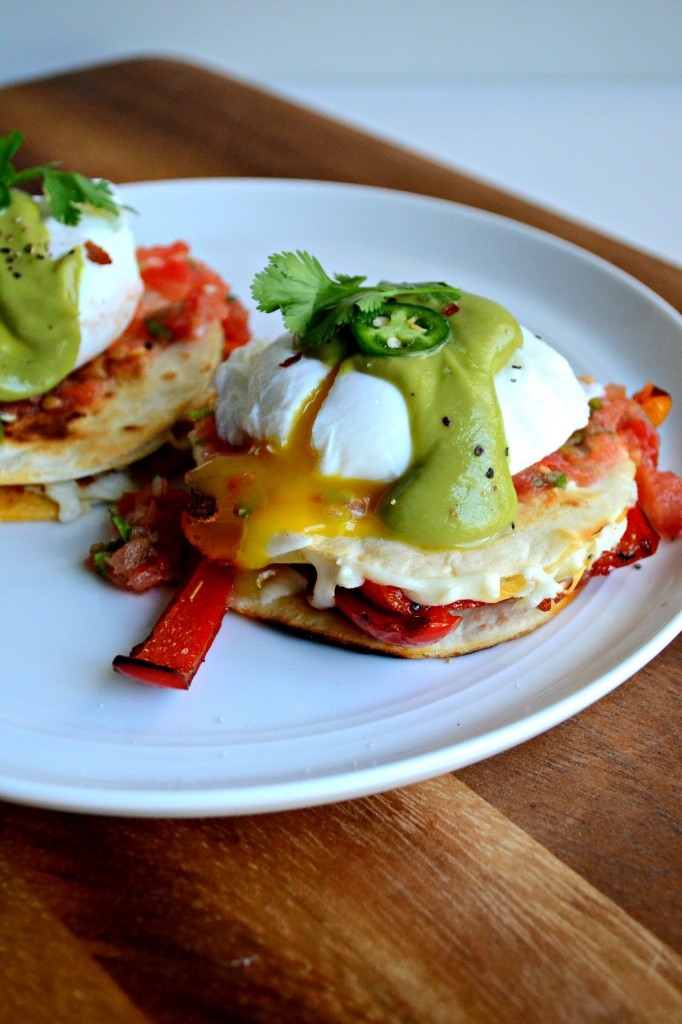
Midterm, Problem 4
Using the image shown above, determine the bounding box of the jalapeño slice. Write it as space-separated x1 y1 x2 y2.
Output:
352 303 449 356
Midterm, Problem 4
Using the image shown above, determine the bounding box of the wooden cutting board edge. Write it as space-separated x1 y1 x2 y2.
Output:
2 56 680 312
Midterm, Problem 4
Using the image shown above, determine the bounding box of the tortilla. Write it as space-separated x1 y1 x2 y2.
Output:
226 451 637 658
0 326 224 520
229 566 584 658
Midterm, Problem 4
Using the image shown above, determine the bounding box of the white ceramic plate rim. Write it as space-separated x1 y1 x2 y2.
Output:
1 178 680 818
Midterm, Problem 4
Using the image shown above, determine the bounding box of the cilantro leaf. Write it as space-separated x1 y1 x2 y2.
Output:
251 250 460 348
0 131 24 179
0 130 127 225
109 509 133 543
42 169 120 225
251 251 365 337
90 508 134 576
0 131 25 210
1 130 24 160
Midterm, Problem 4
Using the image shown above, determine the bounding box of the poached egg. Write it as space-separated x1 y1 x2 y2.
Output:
189 321 601 597
215 325 591 480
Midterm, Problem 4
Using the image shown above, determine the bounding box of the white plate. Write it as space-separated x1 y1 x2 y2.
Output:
2 179 681 818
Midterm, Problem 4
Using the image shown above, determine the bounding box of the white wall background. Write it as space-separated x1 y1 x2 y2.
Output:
1 0 681 85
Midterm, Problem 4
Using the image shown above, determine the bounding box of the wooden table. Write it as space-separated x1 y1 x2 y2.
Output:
1 59 680 1024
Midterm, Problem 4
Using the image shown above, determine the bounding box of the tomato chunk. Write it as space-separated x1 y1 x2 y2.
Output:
133 241 250 356
137 241 195 302
636 464 682 541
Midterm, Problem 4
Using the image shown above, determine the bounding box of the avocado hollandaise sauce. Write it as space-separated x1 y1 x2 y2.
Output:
186 293 521 566
0 190 83 402
356 293 521 547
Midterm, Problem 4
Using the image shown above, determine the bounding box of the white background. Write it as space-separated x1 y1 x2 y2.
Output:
1 0 681 266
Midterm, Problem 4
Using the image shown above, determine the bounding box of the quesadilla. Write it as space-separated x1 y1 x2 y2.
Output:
0 134 248 521
178 252 678 659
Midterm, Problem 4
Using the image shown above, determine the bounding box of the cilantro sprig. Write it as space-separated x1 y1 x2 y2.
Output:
0 130 124 225
251 250 460 348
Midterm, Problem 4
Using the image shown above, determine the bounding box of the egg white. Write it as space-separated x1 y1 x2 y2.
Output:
215 334 329 446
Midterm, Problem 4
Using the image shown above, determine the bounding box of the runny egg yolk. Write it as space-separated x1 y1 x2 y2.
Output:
185 377 387 569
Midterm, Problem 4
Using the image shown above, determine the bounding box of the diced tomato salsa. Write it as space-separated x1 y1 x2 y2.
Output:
512 385 681 542
135 242 250 357
137 241 198 302
636 464 682 541
88 478 195 593
512 390 654 496
0 241 250 442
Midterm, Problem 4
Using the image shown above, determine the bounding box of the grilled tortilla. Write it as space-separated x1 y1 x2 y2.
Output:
0 326 223 521
226 449 637 658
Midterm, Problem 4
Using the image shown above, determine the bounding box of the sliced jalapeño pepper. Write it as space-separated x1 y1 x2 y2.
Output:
352 303 449 356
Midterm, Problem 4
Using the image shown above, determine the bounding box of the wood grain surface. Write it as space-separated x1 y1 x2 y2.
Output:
0 58 680 1024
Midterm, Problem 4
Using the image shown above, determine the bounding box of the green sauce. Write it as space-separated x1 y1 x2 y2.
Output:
343 293 522 548
0 189 83 401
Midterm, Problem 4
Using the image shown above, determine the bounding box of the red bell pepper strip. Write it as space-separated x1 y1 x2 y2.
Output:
589 505 660 576
112 560 234 689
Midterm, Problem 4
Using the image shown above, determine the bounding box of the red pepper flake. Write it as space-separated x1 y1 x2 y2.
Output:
84 240 113 265
279 352 303 368
443 303 460 316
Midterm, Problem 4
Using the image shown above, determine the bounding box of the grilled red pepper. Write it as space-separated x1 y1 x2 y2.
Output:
113 560 233 689
334 582 479 647
590 505 660 575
